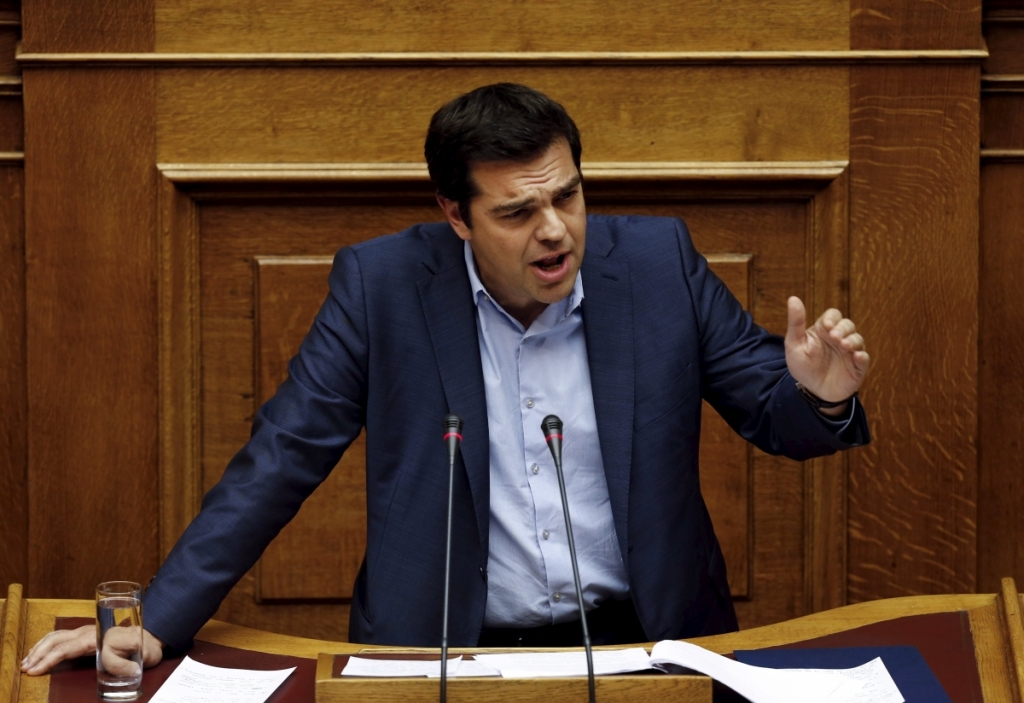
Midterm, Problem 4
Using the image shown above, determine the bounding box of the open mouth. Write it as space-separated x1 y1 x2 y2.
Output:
532 253 566 271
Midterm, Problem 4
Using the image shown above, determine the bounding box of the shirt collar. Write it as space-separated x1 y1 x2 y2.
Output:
463 240 584 321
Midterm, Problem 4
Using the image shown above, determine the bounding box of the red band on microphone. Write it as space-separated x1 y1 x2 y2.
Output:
545 433 563 442
443 432 463 442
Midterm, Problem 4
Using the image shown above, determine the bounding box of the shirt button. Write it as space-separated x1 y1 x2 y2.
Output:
542 530 550 540
531 464 540 474
553 592 562 602
525 398 534 409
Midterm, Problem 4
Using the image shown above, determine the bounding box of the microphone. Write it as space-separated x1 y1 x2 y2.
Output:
440 413 463 703
541 415 596 703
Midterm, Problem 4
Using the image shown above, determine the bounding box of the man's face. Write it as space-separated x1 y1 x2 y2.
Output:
438 139 586 328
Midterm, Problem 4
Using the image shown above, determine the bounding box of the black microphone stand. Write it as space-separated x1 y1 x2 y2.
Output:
440 414 463 703
542 415 596 703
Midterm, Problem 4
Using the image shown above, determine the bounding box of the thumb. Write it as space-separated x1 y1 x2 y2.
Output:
786 296 807 346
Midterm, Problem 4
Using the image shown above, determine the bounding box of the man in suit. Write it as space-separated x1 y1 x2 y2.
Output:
23 83 869 673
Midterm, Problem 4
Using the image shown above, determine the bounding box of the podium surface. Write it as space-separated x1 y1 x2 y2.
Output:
3 579 1024 702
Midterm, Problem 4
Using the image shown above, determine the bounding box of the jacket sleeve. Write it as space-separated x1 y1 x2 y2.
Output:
675 219 870 460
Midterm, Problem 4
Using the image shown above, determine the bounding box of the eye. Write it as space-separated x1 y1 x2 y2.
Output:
502 209 527 220
557 190 577 202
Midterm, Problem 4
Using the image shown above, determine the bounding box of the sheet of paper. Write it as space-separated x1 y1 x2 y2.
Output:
786 658 904 703
650 641 905 703
147 656 295 703
341 655 462 678
472 647 652 678
450 658 501 677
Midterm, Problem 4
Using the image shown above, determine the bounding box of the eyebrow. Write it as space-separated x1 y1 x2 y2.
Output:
489 174 582 215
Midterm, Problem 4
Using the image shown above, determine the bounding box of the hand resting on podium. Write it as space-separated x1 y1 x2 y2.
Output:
20 624 165 676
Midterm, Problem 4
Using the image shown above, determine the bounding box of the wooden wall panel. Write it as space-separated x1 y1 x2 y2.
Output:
155 66 848 164
0 164 26 590
154 0 849 53
851 0 981 50
978 2 1024 594
979 162 1024 591
21 0 152 53
848 64 979 600
0 2 25 593
23 69 160 597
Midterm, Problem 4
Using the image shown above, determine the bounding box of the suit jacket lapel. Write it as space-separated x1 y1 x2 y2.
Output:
416 230 490 554
580 222 634 569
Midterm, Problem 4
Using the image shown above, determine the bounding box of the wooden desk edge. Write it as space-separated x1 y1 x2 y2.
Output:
9 589 1021 702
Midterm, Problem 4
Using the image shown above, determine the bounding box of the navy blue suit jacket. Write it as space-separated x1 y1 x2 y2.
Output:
142 215 868 650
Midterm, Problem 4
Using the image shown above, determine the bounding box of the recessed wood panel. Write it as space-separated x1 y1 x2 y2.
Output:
254 257 367 601
191 188 826 637
156 66 848 164
983 24 1024 74
155 0 849 53
983 94 1024 149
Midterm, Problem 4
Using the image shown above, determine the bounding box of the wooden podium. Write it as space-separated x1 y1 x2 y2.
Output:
4 579 1024 702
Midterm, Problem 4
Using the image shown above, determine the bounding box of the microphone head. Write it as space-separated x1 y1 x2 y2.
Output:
541 415 563 437
443 414 464 434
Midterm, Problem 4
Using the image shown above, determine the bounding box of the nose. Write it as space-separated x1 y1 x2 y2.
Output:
535 205 568 242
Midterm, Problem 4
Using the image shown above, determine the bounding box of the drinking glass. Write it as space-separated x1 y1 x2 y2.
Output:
95 581 144 701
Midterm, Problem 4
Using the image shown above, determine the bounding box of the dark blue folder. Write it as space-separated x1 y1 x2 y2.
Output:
734 645 952 703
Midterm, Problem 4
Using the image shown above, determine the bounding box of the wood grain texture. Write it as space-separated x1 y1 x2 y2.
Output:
0 166 26 598
154 0 848 53
851 0 982 50
156 66 848 164
978 163 1024 591
23 69 160 597
21 0 152 53
804 168 851 614
848 65 980 601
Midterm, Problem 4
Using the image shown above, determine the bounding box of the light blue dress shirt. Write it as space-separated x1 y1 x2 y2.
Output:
464 243 630 628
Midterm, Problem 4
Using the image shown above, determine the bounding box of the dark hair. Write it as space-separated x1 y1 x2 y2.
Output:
424 83 582 227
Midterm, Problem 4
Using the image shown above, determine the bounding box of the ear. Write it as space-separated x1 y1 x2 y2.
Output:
437 195 473 241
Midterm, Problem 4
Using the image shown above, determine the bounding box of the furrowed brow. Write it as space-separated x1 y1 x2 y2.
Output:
489 174 582 215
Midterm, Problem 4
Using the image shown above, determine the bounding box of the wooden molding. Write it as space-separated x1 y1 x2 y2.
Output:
998 577 1024 699
0 78 21 98
17 50 988 68
983 75 1024 94
157 173 203 558
0 584 25 703
981 149 1024 162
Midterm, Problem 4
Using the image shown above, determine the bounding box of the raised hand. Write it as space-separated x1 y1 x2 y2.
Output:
784 296 870 411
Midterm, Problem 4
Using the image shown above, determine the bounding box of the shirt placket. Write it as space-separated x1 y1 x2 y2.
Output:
519 326 575 621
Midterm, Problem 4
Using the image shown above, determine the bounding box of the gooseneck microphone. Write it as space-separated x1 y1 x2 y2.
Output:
541 415 596 703
440 414 463 703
